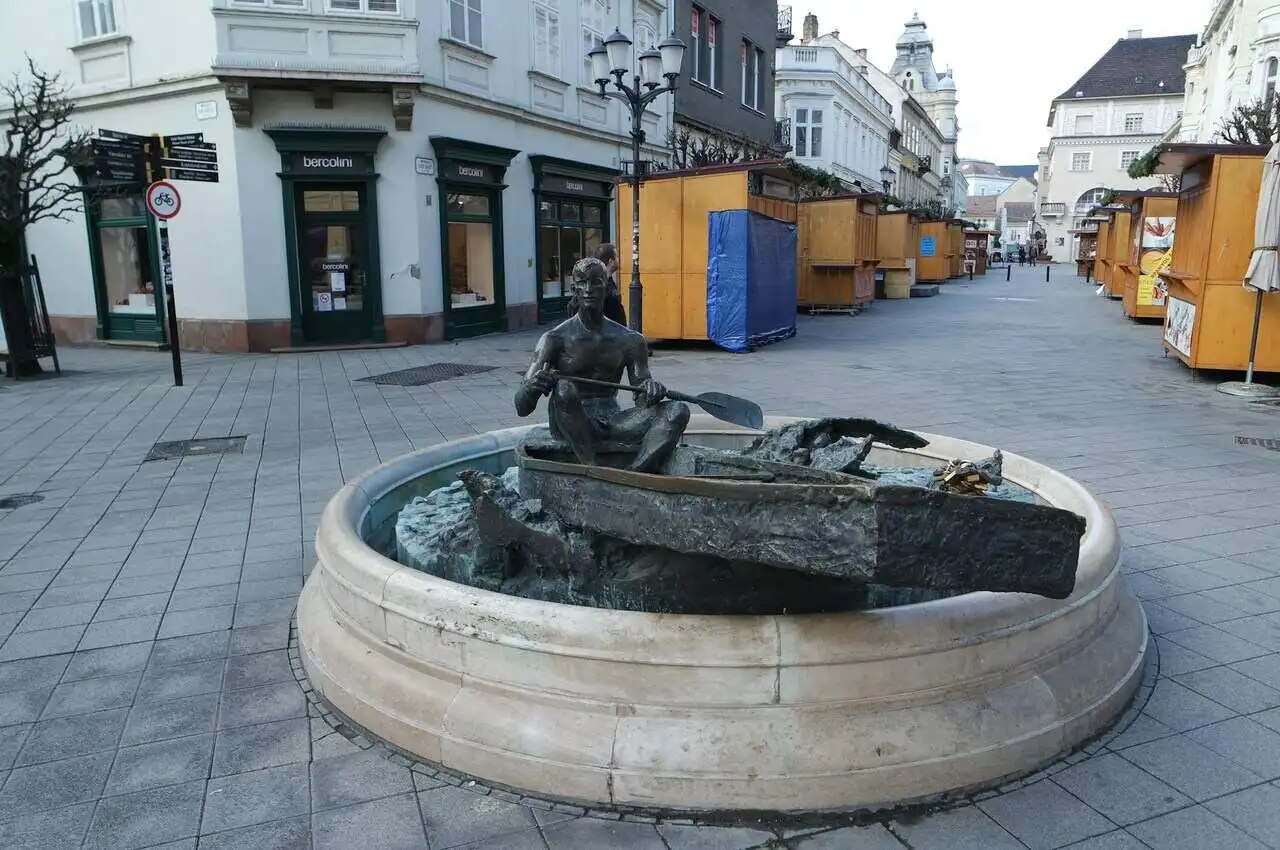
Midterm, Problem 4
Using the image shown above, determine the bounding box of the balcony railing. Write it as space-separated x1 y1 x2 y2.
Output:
918 155 932 174
778 5 794 45
1040 202 1067 217
774 117 793 152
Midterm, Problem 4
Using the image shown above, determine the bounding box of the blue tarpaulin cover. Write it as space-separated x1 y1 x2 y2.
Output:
706 209 798 352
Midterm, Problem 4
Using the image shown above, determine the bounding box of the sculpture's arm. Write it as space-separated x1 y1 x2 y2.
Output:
515 334 557 417
625 336 664 407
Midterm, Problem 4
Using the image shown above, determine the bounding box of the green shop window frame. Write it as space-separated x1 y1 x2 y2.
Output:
81 187 166 344
431 137 519 340
529 155 618 324
265 127 388 347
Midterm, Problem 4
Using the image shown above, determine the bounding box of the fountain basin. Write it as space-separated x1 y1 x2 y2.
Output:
297 415 1145 813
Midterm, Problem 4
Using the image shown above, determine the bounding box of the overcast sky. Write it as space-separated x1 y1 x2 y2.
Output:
797 0 1210 165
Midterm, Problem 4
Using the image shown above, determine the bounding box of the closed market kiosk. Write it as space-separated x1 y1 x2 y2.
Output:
947 221 966 278
877 210 918 298
615 162 798 342
1116 191 1178 320
916 220 950 283
1093 214 1114 291
1151 143 1279 371
797 193 880 313
1103 205 1132 299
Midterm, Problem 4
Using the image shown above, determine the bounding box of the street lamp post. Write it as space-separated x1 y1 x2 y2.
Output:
588 29 686 333
880 165 894 194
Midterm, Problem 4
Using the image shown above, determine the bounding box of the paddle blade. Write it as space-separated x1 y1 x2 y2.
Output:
695 391 764 429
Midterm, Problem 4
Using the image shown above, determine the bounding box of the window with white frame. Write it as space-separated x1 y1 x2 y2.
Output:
77 0 117 40
1123 112 1143 132
1266 57 1279 102
581 0 607 83
449 0 482 47
1073 114 1093 134
231 0 306 8
793 108 823 158
1070 152 1092 171
533 0 560 76
689 7 720 90
1120 150 1141 169
329 0 400 13
741 41 764 111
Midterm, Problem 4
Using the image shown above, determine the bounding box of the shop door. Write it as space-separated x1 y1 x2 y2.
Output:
444 189 504 338
296 186 374 344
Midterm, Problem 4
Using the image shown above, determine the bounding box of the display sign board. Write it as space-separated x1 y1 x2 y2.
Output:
920 236 937 257
1164 296 1195 357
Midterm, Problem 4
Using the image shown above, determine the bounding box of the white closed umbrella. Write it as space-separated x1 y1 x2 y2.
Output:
1220 141 1280 398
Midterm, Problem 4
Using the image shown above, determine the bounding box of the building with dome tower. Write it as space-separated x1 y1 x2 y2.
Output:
887 14 963 211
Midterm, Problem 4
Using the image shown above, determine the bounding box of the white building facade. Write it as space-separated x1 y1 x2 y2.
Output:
774 25 894 191
1037 30 1195 262
1179 1 1280 143
2 0 675 351
887 14 960 209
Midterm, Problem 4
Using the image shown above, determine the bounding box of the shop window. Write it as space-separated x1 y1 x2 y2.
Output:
447 193 496 309
93 195 156 319
538 199 605 302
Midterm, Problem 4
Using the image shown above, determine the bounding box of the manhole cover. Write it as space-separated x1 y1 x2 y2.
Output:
0 493 44 509
358 363 498 387
145 436 248 463
1234 435 1280 451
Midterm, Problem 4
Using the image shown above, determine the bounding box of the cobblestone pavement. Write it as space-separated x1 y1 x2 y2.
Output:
3 263 1280 849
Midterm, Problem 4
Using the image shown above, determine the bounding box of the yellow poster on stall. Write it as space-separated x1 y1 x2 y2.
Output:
1137 217 1175 307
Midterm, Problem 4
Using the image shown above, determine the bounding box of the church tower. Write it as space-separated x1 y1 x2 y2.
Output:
888 13 960 204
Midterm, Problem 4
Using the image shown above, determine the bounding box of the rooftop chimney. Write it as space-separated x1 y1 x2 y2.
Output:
1127 28 1143 39
802 13 818 43
855 48 868 58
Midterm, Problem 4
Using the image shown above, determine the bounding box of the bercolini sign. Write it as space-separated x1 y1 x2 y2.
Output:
289 152 371 174
302 155 354 169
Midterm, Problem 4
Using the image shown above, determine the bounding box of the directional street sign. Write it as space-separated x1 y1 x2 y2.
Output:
163 147 218 164
164 167 219 184
162 133 204 147
161 159 217 172
98 129 149 145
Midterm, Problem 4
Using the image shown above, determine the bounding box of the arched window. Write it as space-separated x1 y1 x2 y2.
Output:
1074 187 1108 215
1265 57 1279 103
904 71 914 91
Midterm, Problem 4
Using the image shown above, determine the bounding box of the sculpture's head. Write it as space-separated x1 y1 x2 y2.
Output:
569 257 609 316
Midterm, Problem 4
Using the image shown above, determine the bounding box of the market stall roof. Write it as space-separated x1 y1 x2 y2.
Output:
1150 143 1272 175
1112 189 1178 201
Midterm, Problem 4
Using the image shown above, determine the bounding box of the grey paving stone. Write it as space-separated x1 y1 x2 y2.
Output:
228 621 290 655
40 670 140 719
218 679 307 729
212 717 309 776
202 763 311 833
107 573 179 600
1141 679 1239 732
0 688 53 728
313 793 428 850
137 658 226 702
0 750 114 819
1127 804 1269 850
0 655 68 692
656 823 778 849
106 732 215 795
169 584 238 612
1121 735 1262 801
418 784 539 849
82 778 206 850
0 800 96 850
1186 716 1280 780
92 592 171 622
1162 624 1272 664
122 691 221 746
1053 751 1190 825
196 815 311 850
237 576 302 603
310 749 416 811
151 631 232 667
14 707 127 766
789 828 903 849
78 613 162 650
1060 831 1156 849
37 580 111 607
979 781 1115 850
0 721 31 769
62 641 153 682
225 649 292 691
0 591 41 616
15 602 98 632
158 605 235 639
232 597 296 629
0 625 86 661
455 831 552 850
176 567 242 590
1203 782 1280 848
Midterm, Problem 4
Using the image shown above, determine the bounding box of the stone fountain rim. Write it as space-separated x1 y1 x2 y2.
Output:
321 416 1120 654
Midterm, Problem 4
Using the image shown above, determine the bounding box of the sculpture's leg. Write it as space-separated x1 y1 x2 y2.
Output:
549 380 597 465
610 401 691 473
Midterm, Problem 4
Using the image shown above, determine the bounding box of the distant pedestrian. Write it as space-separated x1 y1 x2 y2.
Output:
1017 246 1026 266
566 243 627 326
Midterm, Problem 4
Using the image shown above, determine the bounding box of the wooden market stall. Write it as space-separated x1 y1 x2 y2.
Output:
1102 204 1133 299
1072 225 1100 278
1151 143 1278 372
964 229 996 275
876 210 919 299
1114 190 1179 321
615 161 799 343
947 221 966 278
916 220 951 283
796 192 881 313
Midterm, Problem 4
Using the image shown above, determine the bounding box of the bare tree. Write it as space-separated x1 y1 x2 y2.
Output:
0 57 90 376
1157 173 1182 193
1217 96 1280 146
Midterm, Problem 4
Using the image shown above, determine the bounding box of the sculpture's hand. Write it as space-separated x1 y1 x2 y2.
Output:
524 368 556 397
637 378 666 407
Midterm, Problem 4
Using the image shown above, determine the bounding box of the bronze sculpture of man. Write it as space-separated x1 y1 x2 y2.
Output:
515 257 690 473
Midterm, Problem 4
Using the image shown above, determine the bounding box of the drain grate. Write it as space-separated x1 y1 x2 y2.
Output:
145 436 248 463
358 363 498 387
1234 435 1280 451
0 493 44 510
